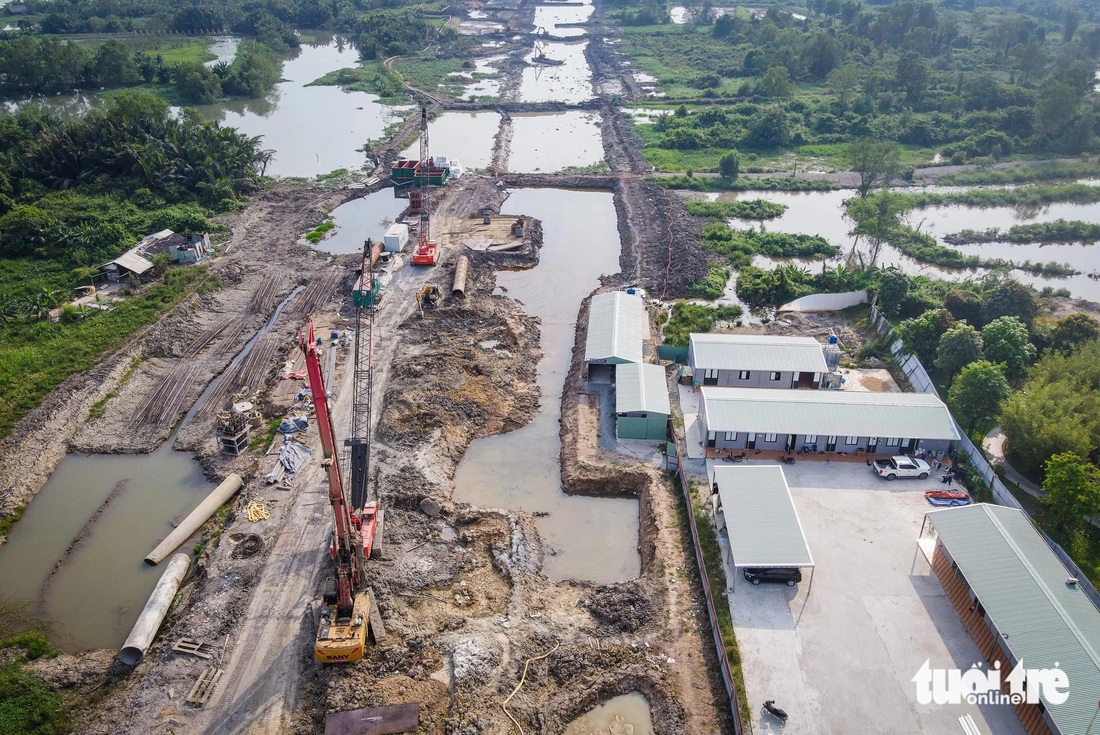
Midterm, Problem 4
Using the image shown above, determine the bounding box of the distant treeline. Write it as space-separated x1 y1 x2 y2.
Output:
0 36 282 103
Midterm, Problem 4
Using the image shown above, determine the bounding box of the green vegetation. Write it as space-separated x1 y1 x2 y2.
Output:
304 220 335 244
900 184 1100 209
845 191 1078 274
687 262 731 300
654 175 838 192
0 267 217 439
307 64 407 102
661 301 743 347
0 631 65 735
944 220 1100 246
684 199 787 220
1001 339 1100 478
0 505 24 538
620 0 1100 172
390 56 469 96
701 222 839 268
938 160 1100 186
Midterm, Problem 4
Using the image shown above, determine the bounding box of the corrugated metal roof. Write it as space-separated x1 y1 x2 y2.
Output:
928 504 1100 735
585 292 644 364
701 387 960 440
615 362 670 415
690 333 829 373
107 251 154 275
717 466 814 568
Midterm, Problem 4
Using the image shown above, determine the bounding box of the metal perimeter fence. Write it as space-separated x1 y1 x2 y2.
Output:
869 304 1100 610
670 444 745 735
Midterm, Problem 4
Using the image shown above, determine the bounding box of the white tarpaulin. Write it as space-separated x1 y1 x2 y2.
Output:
778 290 868 312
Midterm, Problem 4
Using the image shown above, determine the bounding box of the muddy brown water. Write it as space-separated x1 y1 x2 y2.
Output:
563 692 654 734
0 289 301 651
453 188 642 584
508 111 604 173
518 41 594 104
399 111 502 170
710 188 1100 302
310 189 409 254
194 40 411 179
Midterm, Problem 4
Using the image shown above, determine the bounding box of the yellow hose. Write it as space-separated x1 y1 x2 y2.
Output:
501 641 561 734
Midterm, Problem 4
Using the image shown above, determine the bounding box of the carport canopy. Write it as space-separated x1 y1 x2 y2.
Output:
716 465 814 569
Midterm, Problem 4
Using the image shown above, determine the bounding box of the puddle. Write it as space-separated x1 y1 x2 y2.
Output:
508 111 603 173
204 36 241 67
517 42 594 104
400 111 502 170
564 692 654 735
309 190 409 254
193 41 411 178
0 289 301 651
453 188 640 584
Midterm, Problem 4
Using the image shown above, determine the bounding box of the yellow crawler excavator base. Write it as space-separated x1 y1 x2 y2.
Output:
314 591 371 663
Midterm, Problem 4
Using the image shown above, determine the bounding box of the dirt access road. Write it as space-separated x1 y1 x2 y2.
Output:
10 4 732 734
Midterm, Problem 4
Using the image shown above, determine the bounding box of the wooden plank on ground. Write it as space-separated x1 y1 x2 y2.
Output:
172 638 214 659
367 588 386 644
324 703 419 735
186 667 224 706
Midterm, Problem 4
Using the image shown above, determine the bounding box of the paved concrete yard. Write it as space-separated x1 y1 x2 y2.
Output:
721 460 1026 735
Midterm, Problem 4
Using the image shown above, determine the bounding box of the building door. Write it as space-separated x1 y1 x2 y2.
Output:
901 438 914 453
747 433 757 450
786 434 796 453
706 431 716 448
867 437 878 453
826 436 837 452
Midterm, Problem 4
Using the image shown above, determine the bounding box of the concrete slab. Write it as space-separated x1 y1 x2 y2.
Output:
722 461 1026 735
677 382 705 459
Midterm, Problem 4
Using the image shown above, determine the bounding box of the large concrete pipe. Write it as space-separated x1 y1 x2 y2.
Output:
144 473 243 565
119 553 190 666
452 255 469 297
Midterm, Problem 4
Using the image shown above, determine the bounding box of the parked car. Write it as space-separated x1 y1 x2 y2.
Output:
744 567 802 586
872 455 931 480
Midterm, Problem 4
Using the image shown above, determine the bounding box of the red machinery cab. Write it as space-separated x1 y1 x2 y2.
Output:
412 235 438 265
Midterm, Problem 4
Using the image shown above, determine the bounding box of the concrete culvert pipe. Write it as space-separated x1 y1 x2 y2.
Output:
452 255 469 297
119 553 190 666
144 473 243 565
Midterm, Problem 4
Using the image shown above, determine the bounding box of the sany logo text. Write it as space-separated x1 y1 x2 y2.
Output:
913 659 1069 706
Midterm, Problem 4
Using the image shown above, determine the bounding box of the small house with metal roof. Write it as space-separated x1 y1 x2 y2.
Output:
688 333 830 389
585 291 645 382
921 503 1100 735
614 362 670 440
698 387 960 456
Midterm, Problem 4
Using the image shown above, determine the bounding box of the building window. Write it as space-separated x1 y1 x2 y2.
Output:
738 370 751 380
725 432 735 442
769 371 781 381
846 436 859 445
886 437 900 446
805 434 817 444
765 433 777 443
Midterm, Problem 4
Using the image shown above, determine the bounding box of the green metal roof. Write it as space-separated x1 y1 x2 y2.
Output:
615 362 670 416
928 503 1100 735
689 333 829 373
701 387 960 440
585 291 644 365
716 466 814 568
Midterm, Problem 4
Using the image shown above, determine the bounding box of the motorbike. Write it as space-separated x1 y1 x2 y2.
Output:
781 456 796 465
723 452 748 463
762 699 789 723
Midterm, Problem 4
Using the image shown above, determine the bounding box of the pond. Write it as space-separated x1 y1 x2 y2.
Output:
193 40 410 178
517 41 594 104
707 188 1100 302
508 111 604 173
453 188 641 584
309 189 409 255
400 111 502 170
